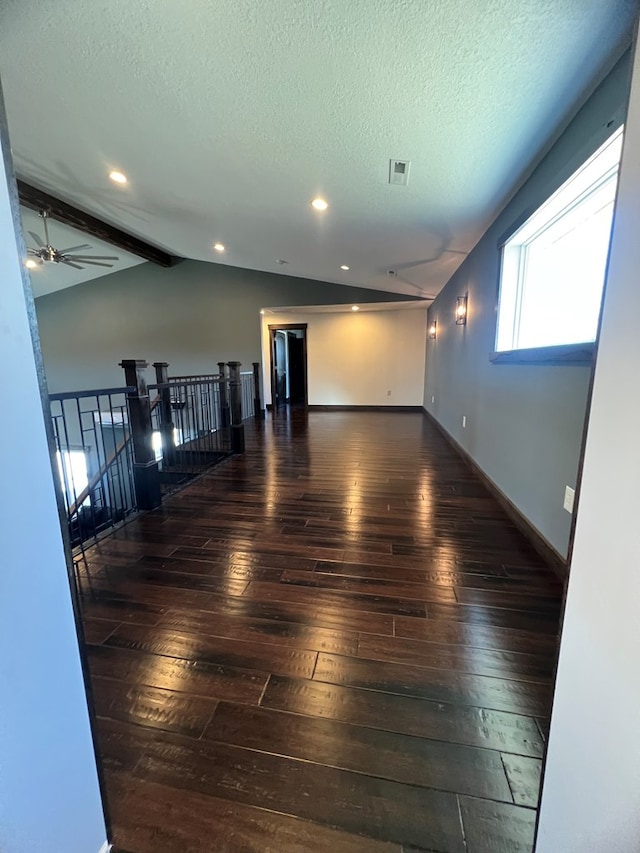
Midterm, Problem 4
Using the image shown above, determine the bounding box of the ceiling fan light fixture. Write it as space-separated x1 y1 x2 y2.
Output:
109 170 128 185
25 259 38 269
24 209 120 270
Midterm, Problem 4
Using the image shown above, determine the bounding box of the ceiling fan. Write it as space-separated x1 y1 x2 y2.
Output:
26 209 119 270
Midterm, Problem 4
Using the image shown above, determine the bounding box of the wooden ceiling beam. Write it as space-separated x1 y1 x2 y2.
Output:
17 180 176 267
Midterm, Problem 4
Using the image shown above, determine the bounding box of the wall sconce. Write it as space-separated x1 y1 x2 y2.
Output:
428 320 437 339
456 296 468 325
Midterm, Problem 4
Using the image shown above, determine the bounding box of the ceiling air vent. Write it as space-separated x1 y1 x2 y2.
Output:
389 159 410 186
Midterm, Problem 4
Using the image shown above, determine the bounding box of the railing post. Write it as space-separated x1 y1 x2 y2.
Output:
153 362 176 467
227 361 245 453
253 362 265 420
218 361 231 428
120 359 162 510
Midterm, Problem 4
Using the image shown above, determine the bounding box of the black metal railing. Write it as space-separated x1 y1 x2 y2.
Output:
49 358 264 550
49 386 137 547
149 364 232 484
241 370 256 420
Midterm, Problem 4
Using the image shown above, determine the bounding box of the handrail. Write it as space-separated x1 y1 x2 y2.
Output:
49 385 134 402
164 374 221 381
149 377 225 390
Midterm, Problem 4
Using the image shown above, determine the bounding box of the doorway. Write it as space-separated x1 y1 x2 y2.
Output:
269 324 308 409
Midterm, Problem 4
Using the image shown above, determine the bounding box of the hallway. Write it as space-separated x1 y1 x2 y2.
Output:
77 410 563 853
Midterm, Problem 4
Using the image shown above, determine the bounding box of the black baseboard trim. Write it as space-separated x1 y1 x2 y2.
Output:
423 408 568 580
307 405 424 412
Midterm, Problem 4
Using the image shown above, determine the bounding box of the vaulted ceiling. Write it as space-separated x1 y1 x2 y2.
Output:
0 0 637 298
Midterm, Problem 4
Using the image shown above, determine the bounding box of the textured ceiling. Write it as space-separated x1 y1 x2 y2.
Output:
0 0 637 298
20 207 145 297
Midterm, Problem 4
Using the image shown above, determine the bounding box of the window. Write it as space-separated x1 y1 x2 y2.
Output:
495 127 623 353
56 448 90 508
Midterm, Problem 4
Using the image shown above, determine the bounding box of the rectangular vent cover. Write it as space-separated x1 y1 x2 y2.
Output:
389 159 410 186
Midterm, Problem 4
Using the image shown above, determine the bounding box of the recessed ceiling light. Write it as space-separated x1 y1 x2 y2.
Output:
213 243 225 252
25 259 37 269
311 198 329 211
275 259 289 265
260 309 266 315
340 265 350 271
351 305 360 312
109 170 128 185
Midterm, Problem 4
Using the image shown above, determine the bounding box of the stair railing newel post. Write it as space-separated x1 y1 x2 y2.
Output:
227 361 245 454
253 361 265 420
153 361 176 467
119 359 162 510
218 361 231 428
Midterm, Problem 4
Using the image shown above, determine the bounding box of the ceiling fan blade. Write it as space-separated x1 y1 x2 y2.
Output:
66 255 119 261
71 260 114 268
58 244 92 254
62 260 84 270
28 231 45 247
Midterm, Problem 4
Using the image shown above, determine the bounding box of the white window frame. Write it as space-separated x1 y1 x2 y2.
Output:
494 126 623 357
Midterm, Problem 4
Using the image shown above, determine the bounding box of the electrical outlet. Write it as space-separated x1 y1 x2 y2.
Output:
563 486 575 513
462 415 466 428
431 395 435 404
387 390 391 396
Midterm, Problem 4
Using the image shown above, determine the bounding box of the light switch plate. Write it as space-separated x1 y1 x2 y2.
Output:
563 486 575 513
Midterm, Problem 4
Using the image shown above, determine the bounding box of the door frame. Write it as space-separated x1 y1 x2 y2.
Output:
268 323 308 408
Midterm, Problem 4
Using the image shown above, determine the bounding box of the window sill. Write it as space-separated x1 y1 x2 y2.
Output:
490 342 595 365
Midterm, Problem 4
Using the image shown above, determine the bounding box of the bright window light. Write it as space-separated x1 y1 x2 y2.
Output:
152 428 182 461
495 127 623 352
56 449 90 507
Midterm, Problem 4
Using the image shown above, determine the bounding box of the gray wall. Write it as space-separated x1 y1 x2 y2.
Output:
424 52 631 559
537 32 640 851
0 94 107 851
34 260 410 393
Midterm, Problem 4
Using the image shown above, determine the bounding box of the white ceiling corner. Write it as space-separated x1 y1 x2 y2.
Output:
0 0 637 298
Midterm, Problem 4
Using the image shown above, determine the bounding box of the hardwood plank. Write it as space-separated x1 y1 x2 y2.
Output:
501 754 543 808
82 617 119 645
107 771 402 853
262 676 544 757
313 653 552 716
104 623 318 679
281 569 458 603
156 608 359 655
459 796 536 852
205 701 513 801
455 586 562 613
171 545 318 572
87 644 267 704
133 733 466 850
94 717 149 773
426 600 559 634
394 615 558 657
80 594 166 626
92 676 218 738
357 633 553 682
243 580 427 618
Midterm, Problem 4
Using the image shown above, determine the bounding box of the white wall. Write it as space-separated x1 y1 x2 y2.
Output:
535 29 640 853
0 95 107 851
261 306 427 406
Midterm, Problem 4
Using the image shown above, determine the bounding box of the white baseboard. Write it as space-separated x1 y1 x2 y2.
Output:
98 843 112 853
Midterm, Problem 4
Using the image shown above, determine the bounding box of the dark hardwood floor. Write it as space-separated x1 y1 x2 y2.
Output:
77 409 563 853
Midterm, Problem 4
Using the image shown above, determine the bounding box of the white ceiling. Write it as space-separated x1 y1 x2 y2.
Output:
0 0 637 299
20 207 145 297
